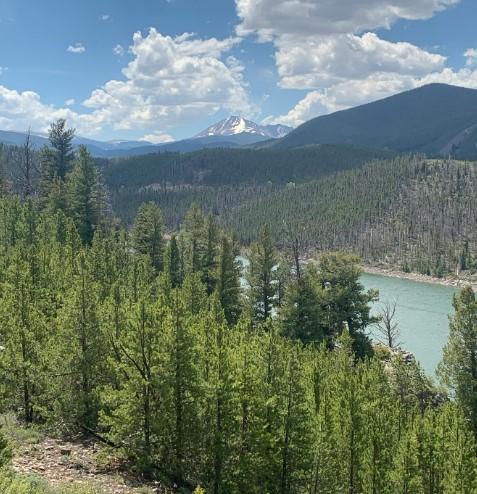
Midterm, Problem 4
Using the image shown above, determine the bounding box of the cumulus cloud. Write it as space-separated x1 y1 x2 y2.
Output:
236 0 460 38
83 28 253 130
67 43 86 54
0 85 104 135
0 29 253 138
276 32 445 88
65 98 75 106
239 0 469 127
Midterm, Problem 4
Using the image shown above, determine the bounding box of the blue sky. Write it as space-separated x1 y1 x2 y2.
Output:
0 0 476 141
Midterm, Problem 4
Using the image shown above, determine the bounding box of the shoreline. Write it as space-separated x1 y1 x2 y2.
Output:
362 264 477 290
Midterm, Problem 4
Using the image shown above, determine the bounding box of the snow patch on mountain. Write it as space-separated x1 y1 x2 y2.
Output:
196 116 293 139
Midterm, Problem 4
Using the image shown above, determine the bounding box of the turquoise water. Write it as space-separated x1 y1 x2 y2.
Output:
238 255 457 376
361 273 457 376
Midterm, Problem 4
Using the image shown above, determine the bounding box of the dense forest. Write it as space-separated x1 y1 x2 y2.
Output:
0 120 476 493
224 156 477 276
103 149 477 277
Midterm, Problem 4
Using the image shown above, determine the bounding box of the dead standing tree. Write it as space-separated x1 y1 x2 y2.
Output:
375 299 401 348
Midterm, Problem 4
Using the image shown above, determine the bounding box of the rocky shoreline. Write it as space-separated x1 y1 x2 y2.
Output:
362 264 477 290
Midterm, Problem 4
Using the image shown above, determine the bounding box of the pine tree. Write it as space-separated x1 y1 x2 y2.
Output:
47 118 75 180
215 235 241 325
203 215 219 295
317 252 378 357
182 203 206 275
67 145 103 245
132 202 165 272
164 235 183 288
281 266 323 344
247 226 277 325
0 253 47 422
438 286 477 434
52 252 106 428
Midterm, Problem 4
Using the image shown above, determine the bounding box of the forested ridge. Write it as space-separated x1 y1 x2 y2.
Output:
105 149 477 277
224 156 477 276
1 120 477 493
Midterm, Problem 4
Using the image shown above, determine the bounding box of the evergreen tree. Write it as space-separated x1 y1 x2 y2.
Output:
317 252 378 357
203 215 219 295
281 266 323 344
438 286 477 434
215 234 241 325
164 235 183 288
132 202 165 272
52 252 106 428
47 118 75 180
182 203 206 275
247 226 277 325
67 145 103 245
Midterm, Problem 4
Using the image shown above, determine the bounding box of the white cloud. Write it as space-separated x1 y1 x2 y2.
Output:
140 132 175 144
113 44 125 56
464 48 477 67
0 29 253 139
100 14 110 21
238 0 468 127
83 28 253 130
268 68 477 127
67 43 86 54
276 32 445 88
235 0 460 38
65 98 75 106
0 85 104 135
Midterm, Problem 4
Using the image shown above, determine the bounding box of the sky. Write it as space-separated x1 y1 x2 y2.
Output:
0 0 476 142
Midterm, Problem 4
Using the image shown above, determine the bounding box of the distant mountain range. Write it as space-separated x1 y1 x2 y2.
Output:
0 116 293 158
269 83 477 159
3 84 477 159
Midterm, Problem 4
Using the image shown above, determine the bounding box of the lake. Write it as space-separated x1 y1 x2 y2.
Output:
361 273 457 376
238 256 457 376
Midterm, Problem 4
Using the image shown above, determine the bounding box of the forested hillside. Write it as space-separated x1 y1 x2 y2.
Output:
224 156 477 276
103 144 391 188
1 119 477 493
1 196 477 493
104 149 477 277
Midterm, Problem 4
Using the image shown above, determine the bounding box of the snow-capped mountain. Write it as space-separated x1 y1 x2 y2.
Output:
195 116 293 139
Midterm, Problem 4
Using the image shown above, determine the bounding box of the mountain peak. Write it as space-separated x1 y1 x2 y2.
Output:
195 116 292 139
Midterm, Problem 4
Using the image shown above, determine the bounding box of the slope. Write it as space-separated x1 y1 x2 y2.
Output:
273 84 477 159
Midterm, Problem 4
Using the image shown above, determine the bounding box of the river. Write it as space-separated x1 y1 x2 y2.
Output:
361 273 457 376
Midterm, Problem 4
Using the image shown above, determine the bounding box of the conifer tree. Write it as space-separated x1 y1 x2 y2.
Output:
47 118 75 180
182 203 206 275
53 252 106 428
317 252 377 357
281 266 323 344
247 226 277 325
67 145 104 244
0 254 47 422
215 234 241 325
164 235 183 288
439 286 477 434
132 202 165 272
203 215 219 294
